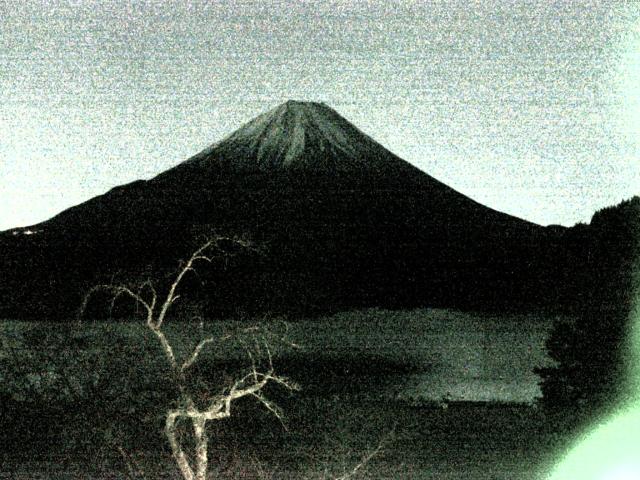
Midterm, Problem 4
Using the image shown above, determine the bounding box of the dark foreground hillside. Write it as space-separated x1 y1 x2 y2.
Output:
1 398 565 480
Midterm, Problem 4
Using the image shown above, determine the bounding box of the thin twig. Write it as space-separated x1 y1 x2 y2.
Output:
181 336 215 372
333 430 393 480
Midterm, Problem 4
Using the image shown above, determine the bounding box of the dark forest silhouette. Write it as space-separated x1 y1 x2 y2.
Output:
537 196 640 416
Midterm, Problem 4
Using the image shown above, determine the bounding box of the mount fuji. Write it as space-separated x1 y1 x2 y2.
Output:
0 101 557 319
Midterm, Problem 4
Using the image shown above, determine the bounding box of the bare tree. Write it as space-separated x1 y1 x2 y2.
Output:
81 237 298 480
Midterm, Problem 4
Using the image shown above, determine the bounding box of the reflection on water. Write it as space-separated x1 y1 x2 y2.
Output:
398 377 541 404
296 309 554 403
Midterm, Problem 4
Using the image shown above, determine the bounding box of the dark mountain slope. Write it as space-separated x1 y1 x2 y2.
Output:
1 101 559 319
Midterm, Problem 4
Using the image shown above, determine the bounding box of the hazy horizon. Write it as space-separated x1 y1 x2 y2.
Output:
2 0 639 230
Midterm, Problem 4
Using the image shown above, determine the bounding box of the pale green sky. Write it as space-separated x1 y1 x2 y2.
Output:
1 0 639 230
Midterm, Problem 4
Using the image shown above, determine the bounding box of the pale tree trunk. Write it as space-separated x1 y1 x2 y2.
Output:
166 411 195 480
165 410 211 480
193 415 208 480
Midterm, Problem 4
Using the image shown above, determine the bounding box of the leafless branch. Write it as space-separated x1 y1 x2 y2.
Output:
80 236 305 480
148 324 179 371
181 336 215 372
115 444 146 480
251 390 287 429
333 447 382 480
333 429 393 480
79 284 154 325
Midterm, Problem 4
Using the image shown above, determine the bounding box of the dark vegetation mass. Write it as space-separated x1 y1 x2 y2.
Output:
536 196 640 418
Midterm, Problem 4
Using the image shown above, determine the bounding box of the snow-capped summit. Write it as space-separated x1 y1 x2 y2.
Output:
184 100 415 175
